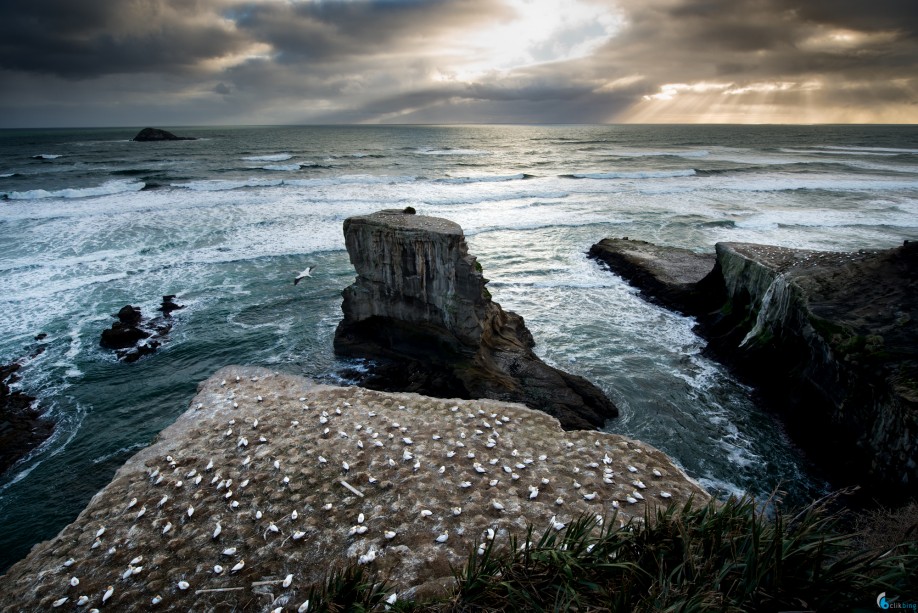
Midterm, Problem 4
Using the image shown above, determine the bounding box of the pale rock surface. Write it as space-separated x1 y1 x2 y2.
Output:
0 366 707 611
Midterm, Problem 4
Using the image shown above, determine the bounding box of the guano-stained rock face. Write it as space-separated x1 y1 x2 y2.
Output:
590 237 918 500
0 366 707 610
335 209 619 430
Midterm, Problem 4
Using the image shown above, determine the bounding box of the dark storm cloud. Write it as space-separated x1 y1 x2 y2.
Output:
0 0 915 125
234 0 514 61
0 0 249 78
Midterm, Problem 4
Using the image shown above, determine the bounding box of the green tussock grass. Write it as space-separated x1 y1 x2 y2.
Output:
299 494 917 612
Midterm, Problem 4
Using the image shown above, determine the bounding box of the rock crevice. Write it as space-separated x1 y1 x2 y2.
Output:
335 209 618 430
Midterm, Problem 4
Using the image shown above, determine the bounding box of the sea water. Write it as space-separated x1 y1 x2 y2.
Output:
1 124 916 571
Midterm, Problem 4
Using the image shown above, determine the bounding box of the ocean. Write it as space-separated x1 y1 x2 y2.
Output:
1 124 916 571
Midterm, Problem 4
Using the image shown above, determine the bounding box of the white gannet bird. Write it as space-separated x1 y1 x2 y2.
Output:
293 266 316 285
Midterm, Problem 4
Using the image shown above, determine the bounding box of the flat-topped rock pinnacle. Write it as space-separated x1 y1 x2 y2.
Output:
335 209 618 430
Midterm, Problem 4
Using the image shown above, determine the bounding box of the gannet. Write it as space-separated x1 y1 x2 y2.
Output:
102 586 114 603
293 266 316 285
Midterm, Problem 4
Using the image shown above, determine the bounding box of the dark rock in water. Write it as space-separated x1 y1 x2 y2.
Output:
589 236 918 500
0 343 54 475
115 304 143 325
100 298 181 361
158 295 184 316
334 209 618 430
588 237 724 314
132 127 196 142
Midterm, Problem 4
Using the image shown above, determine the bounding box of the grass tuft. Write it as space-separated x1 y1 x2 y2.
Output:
297 493 917 611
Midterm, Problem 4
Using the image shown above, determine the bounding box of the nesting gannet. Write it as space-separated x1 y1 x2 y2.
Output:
298 600 311 612
52 597 68 607
384 530 396 539
435 532 449 543
293 530 306 540
102 586 114 603
177 581 189 590
63 558 75 567
652 468 663 477
420 509 433 517
222 547 237 556
151 595 163 605
660 491 672 499
283 574 294 588
130 556 143 566
231 560 245 572
293 266 316 285
77 595 89 606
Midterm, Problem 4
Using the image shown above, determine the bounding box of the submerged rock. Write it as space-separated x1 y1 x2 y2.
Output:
99 297 182 362
590 237 918 499
131 127 196 142
0 366 706 609
335 209 618 430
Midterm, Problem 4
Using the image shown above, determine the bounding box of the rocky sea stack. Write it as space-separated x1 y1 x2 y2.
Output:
591 237 918 500
335 209 618 430
132 127 196 142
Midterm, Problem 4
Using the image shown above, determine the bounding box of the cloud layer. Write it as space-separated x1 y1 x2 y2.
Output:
1 0 915 126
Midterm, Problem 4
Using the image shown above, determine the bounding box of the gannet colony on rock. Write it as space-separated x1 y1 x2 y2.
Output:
0 365 707 610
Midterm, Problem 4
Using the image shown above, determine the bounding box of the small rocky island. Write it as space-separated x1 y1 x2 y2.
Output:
132 127 196 142
99 296 184 362
590 238 918 500
335 209 618 430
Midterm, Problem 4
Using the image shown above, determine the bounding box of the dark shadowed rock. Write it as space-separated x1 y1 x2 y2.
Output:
588 237 723 314
100 298 180 361
335 209 618 430
132 127 196 142
590 236 918 500
0 346 54 475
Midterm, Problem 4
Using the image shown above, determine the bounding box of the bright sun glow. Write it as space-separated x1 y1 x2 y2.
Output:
436 0 622 82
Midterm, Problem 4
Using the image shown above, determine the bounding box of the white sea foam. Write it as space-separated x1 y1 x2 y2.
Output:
0 173 15 178
567 169 697 180
822 145 918 155
241 153 293 162
590 149 710 159
780 148 899 157
262 163 303 172
437 173 530 184
416 148 490 156
174 174 416 192
4 179 145 200
31 154 62 160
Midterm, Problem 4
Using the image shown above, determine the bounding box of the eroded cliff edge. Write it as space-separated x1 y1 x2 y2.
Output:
590 238 918 499
334 209 618 430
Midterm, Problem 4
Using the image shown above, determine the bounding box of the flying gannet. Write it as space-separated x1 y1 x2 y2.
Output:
293 266 316 285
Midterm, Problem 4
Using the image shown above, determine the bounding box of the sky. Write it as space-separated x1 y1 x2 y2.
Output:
0 0 915 127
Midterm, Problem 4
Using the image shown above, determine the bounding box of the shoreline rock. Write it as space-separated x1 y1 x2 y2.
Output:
334 209 618 430
0 340 54 475
589 237 918 500
0 366 707 609
132 127 197 142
